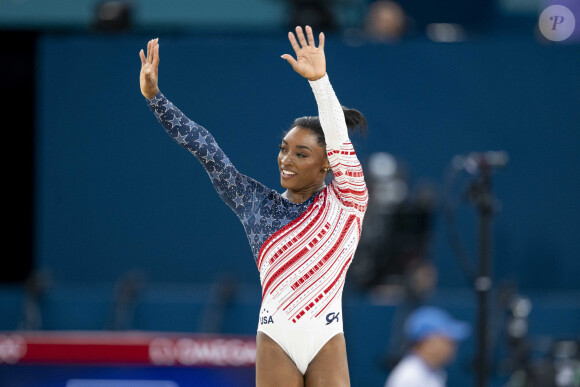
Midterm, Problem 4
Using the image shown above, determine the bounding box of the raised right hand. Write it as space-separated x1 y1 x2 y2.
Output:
139 38 160 99
281 26 326 82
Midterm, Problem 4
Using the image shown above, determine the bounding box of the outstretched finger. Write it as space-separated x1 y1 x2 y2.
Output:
146 40 152 63
149 39 156 65
318 32 325 50
288 32 301 55
306 25 315 47
153 41 160 68
295 26 308 48
139 49 146 66
281 54 298 69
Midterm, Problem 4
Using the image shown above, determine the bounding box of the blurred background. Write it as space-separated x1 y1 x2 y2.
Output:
1 0 579 385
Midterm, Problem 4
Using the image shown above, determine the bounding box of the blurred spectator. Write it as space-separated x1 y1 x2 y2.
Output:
289 0 337 32
384 306 471 387
364 0 408 42
93 1 132 32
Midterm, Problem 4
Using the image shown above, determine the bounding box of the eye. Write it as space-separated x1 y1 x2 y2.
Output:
278 145 287 152
296 153 306 158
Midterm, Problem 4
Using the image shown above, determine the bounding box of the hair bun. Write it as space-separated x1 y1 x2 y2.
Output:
342 106 368 135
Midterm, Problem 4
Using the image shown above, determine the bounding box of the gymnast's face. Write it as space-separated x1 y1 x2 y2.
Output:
278 126 329 195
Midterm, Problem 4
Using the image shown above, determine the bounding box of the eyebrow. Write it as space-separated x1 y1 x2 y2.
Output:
282 139 312 152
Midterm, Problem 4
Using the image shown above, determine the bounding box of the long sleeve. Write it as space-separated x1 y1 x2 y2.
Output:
308 75 368 213
146 92 268 219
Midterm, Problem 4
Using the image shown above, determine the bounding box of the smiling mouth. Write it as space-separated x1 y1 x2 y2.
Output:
281 169 297 178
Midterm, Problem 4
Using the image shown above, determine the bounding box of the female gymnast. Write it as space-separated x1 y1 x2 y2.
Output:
140 26 368 386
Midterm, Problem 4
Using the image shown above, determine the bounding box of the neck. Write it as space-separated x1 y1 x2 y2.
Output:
412 346 443 370
283 183 326 204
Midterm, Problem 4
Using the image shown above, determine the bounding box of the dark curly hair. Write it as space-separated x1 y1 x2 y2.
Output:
289 107 368 146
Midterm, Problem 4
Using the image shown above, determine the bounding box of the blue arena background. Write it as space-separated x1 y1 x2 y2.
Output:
35 34 580 289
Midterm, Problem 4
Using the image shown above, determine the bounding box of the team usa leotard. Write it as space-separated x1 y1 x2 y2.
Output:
147 74 368 374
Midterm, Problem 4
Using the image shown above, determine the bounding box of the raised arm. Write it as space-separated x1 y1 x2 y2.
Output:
282 27 367 212
139 38 160 100
282 26 352 149
139 39 268 218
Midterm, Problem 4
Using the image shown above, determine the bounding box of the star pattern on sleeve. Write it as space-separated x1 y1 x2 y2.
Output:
205 150 217 164
195 134 208 147
233 192 245 208
169 114 182 128
163 101 174 111
146 92 322 264
208 167 221 181
226 174 237 188
176 132 188 144
149 95 163 107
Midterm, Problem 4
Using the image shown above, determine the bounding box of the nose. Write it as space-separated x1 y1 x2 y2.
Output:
280 152 292 166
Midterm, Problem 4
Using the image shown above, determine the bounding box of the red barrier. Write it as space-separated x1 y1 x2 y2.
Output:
0 331 256 367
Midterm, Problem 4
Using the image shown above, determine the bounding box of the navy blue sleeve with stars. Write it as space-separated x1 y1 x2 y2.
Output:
147 92 315 262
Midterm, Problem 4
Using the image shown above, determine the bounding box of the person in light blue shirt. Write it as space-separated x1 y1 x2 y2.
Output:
385 306 471 387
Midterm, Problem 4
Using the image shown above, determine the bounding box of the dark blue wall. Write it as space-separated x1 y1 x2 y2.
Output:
36 33 580 290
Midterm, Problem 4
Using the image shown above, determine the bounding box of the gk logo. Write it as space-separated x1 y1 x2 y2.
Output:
326 312 340 325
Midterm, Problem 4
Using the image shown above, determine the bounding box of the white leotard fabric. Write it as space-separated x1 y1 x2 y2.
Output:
256 74 368 374
147 74 368 375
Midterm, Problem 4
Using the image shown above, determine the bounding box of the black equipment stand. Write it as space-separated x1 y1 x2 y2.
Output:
468 162 495 387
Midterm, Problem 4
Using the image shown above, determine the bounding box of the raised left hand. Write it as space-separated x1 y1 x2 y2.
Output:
139 38 160 99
